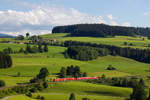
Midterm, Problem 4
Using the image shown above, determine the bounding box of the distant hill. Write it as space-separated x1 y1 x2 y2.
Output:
52 24 150 37
0 33 14 38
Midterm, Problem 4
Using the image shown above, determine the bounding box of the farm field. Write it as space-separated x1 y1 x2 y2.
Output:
6 81 132 100
0 35 150 100
0 43 150 86
41 33 150 49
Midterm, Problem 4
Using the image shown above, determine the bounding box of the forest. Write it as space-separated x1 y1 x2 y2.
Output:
0 52 12 68
52 24 150 37
63 40 150 63
65 46 109 61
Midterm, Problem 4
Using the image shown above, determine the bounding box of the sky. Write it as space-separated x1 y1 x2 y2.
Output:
0 0 150 36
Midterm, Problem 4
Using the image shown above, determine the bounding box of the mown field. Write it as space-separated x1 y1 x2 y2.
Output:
1 34 150 100
0 43 150 86
41 33 150 49
6 81 132 100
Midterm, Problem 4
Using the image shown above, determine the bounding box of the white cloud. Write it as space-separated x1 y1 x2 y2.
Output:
121 22 131 27
0 6 106 36
107 14 113 20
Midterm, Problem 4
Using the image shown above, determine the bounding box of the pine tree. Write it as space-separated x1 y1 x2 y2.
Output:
69 93 75 100
44 44 48 52
130 82 147 100
38 44 43 53
59 67 66 78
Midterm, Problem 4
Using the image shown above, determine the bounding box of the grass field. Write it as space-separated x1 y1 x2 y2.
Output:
1 35 150 100
0 44 150 86
7 95 36 100
7 81 132 100
42 33 150 49
32 93 126 100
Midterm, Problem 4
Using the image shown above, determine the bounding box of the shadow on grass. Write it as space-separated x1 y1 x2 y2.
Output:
84 91 128 97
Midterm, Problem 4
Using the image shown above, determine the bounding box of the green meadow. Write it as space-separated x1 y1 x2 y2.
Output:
1 34 150 100
42 33 150 49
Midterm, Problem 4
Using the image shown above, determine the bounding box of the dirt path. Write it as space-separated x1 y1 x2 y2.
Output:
1 96 10 100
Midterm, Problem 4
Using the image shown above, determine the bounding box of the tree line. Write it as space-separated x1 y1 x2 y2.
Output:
0 51 12 68
52 24 150 37
63 40 150 63
65 46 106 61
59 65 87 78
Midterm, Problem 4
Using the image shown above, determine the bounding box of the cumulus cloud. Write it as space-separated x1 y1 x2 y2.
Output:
121 22 131 27
107 14 113 20
0 6 106 36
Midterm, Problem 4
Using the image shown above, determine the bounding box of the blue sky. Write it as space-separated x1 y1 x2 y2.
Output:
0 0 150 35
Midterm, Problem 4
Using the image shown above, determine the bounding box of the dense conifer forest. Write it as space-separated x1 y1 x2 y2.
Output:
52 24 150 37
0 52 12 68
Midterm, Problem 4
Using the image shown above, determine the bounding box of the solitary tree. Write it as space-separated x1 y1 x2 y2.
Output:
26 33 30 38
69 93 75 100
37 67 49 80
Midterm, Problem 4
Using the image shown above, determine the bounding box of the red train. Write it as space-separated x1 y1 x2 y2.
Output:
53 77 98 82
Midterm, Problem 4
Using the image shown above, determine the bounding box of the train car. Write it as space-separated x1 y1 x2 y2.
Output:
53 77 98 82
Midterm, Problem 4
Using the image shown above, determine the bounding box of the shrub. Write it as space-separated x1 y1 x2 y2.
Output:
106 65 116 70
0 80 5 87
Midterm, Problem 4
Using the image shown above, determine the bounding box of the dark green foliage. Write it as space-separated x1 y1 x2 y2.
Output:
63 40 150 63
3 48 13 54
38 44 43 53
15 35 24 40
83 72 87 77
26 33 30 38
26 92 32 97
148 36 150 40
101 74 106 80
69 93 75 100
44 44 48 52
30 67 49 83
139 79 145 86
66 46 102 61
130 82 147 100
123 42 128 45
0 52 12 68
43 82 48 88
26 44 32 53
12 86 29 94
19 48 24 53
59 67 66 78
52 24 150 37
106 65 116 70
82 98 90 100
17 72 21 77
0 80 5 87
36 95 45 100
25 44 48 54
59 65 86 78
37 67 49 80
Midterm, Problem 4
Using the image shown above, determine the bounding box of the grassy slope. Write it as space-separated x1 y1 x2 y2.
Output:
41 33 150 49
0 43 150 86
7 95 36 100
33 93 125 100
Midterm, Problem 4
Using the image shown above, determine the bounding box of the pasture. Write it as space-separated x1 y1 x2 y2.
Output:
0 43 150 86
42 33 150 49
0 35 150 100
